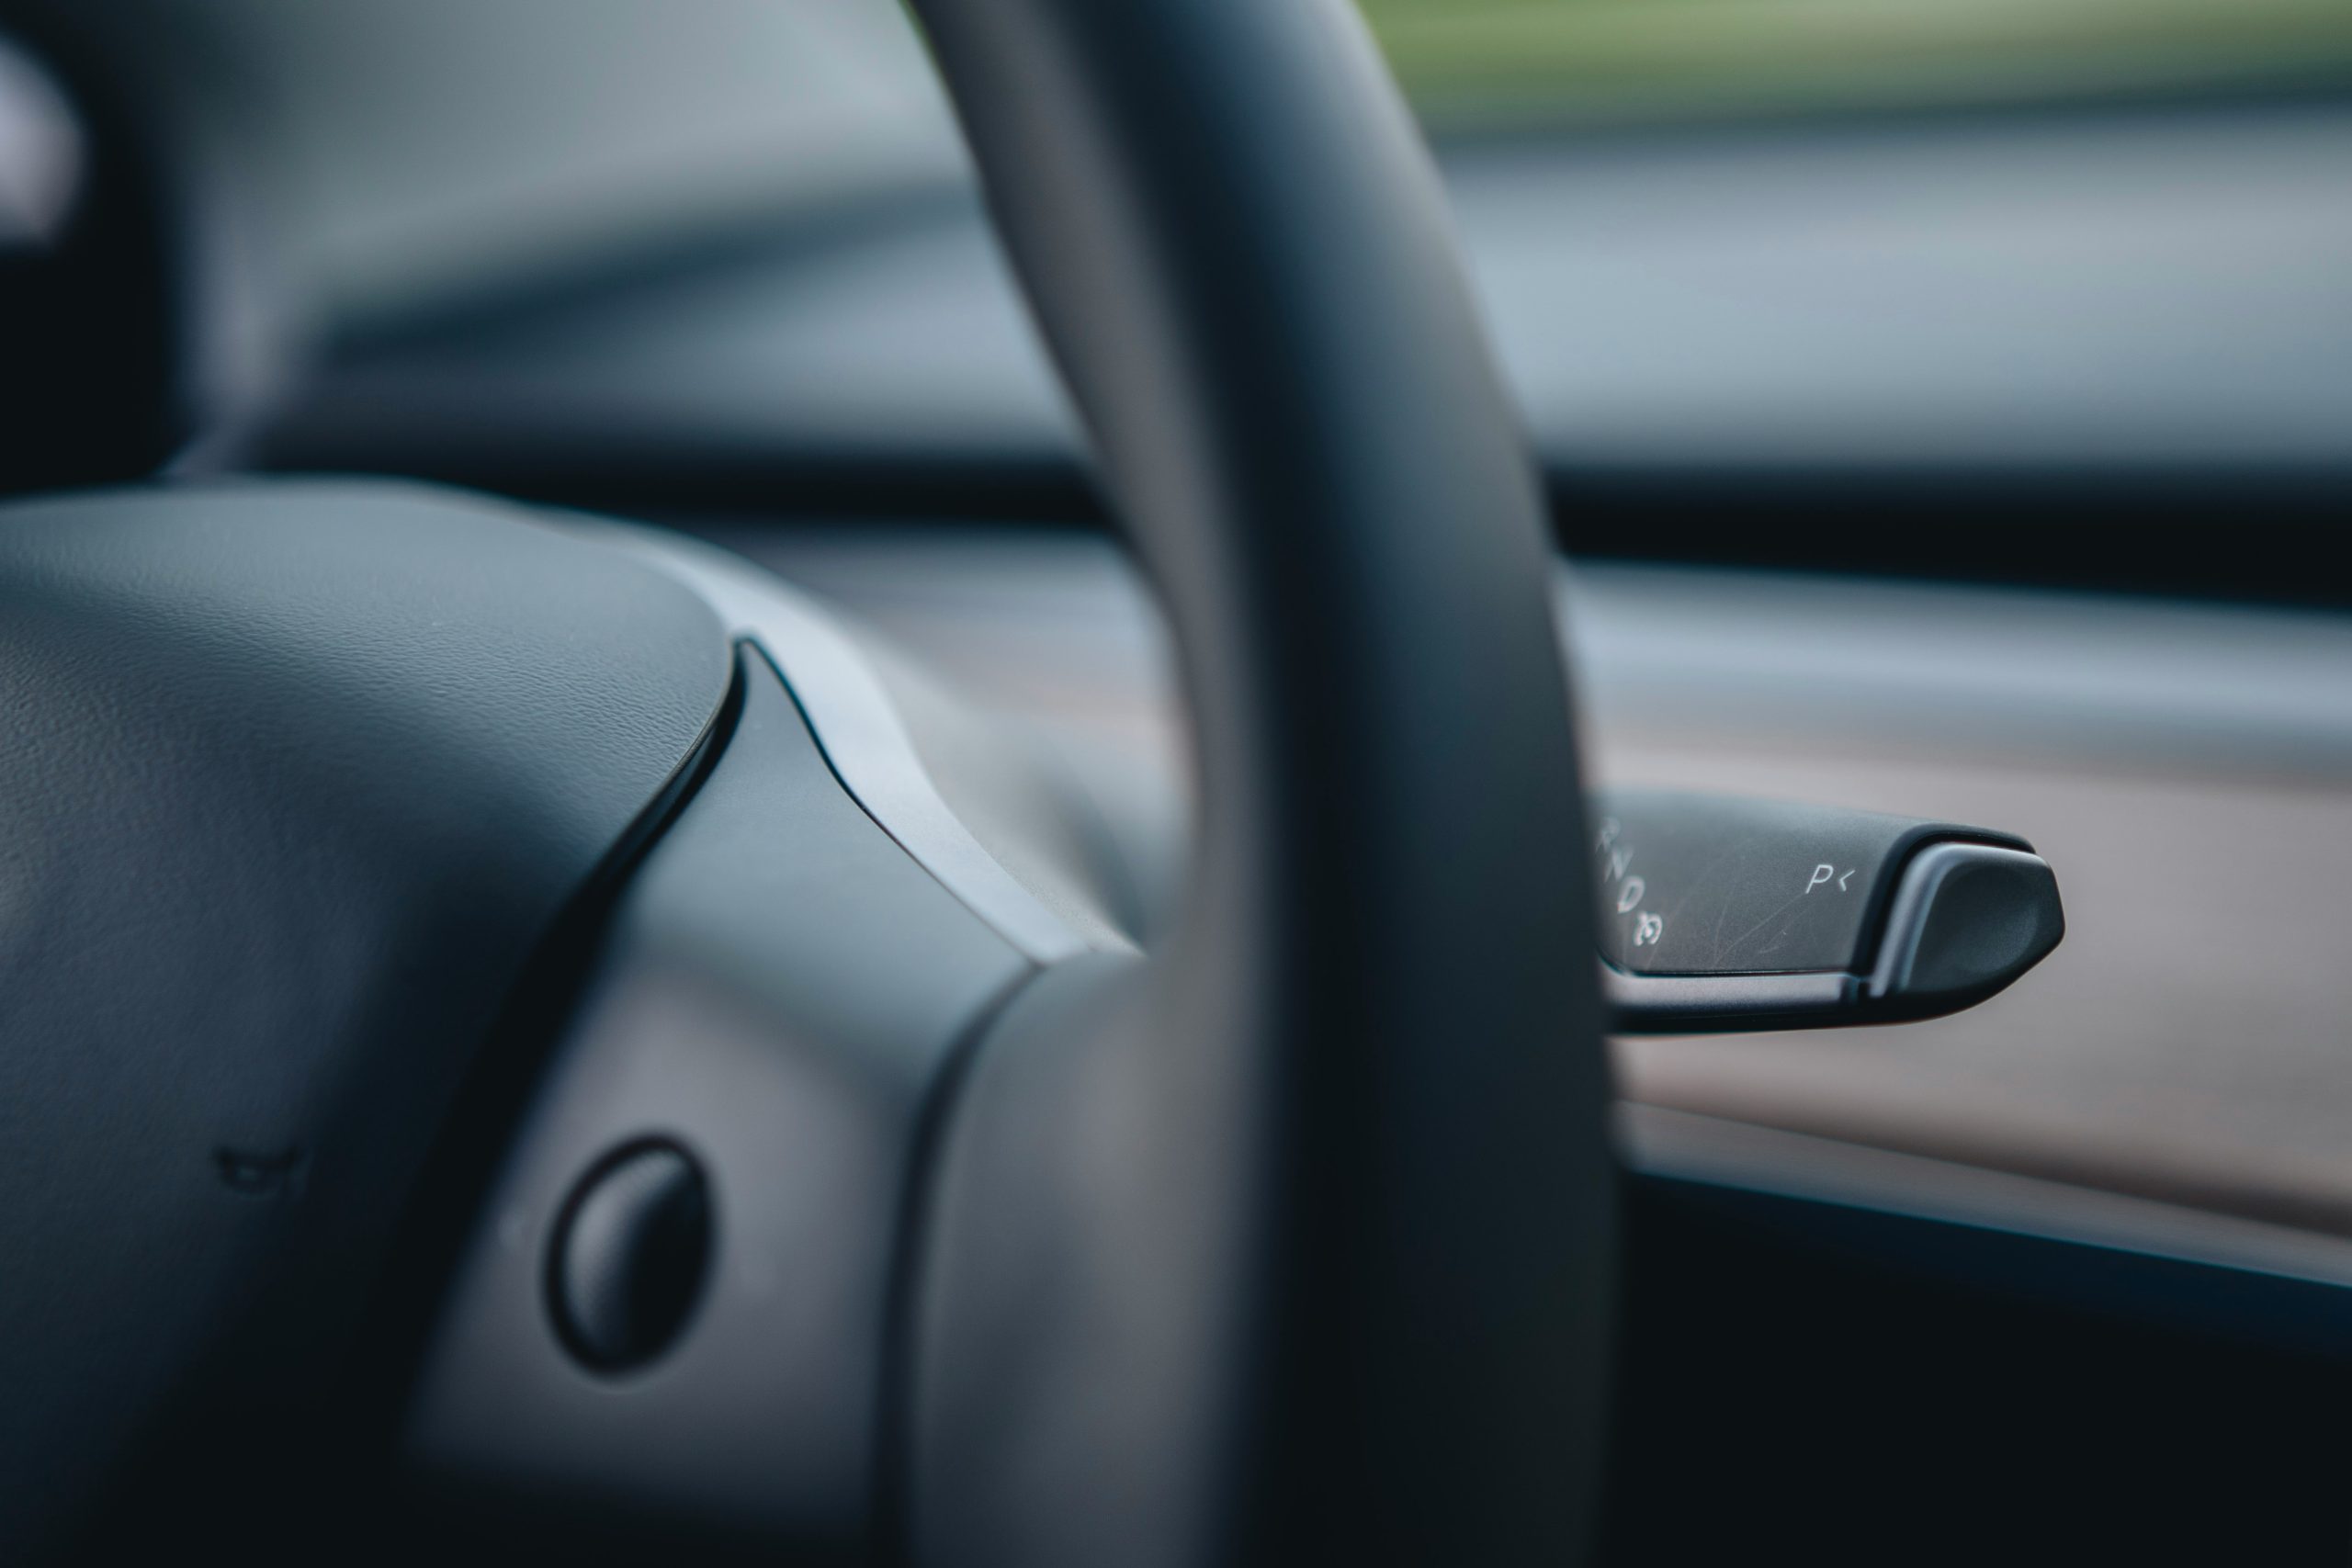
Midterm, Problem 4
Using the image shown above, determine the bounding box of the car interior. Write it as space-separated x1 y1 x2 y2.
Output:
3 1 2348 1562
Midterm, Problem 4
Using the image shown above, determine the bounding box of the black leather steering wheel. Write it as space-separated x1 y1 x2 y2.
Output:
0 0 1612 1562
907 1 1613 1562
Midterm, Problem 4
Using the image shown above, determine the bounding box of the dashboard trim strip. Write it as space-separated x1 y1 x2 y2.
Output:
1619 1102 2352 1297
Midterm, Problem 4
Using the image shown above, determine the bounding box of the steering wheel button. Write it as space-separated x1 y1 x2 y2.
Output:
548 1140 713 1372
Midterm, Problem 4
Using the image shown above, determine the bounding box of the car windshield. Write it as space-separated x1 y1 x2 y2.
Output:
28 0 2339 597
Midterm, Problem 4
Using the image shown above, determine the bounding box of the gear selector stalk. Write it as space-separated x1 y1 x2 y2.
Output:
1594 790 2063 1033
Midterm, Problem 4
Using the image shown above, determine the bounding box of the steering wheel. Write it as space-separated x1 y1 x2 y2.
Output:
0 0 1613 1562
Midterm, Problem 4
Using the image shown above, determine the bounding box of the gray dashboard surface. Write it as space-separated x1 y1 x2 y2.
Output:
258 98 2352 488
716 525 2352 1262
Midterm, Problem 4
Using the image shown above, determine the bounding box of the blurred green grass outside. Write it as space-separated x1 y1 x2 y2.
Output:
1359 0 2352 125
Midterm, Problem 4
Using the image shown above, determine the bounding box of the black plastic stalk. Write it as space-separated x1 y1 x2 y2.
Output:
1593 789 2064 1033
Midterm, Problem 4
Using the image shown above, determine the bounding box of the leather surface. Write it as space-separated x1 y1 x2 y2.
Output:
0 479 729 1555
904 1 1614 1563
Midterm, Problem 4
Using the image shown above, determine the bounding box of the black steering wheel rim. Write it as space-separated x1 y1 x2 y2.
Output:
903 1 1614 1562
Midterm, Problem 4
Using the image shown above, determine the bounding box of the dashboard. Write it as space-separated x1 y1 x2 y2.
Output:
729 525 2352 1303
